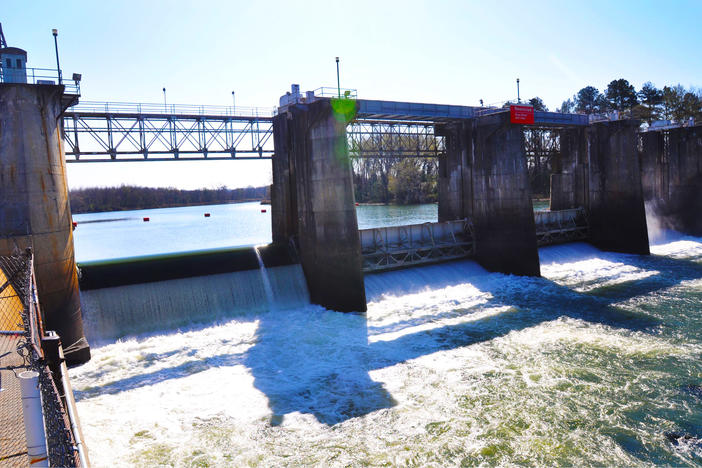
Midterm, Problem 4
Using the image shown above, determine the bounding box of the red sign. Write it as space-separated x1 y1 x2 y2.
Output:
510 105 535 124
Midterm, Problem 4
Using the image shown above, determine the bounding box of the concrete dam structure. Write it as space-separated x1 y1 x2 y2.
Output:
0 83 90 364
2 79 702 358
640 125 702 236
271 94 696 313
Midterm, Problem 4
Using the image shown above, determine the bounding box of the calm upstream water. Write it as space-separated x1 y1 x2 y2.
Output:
69 202 702 467
72 202 438 262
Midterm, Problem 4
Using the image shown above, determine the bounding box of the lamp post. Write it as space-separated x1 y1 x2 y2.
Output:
232 91 235 113
52 28 62 84
163 87 167 111
335 56 340 98
516 78 521 104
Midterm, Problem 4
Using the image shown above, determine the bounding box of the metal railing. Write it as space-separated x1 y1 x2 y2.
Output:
0 66 80 95
313 87 358 99
0 250 83 467
71 100 276 118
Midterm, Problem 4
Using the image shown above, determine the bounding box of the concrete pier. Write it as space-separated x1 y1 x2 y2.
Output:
272 99 366 312
471 113 541 276
0 84 89 364
586 120 649 254
437 113 540 276
641 126 702 236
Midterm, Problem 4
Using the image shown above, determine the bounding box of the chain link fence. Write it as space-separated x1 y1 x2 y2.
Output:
0 250 82 467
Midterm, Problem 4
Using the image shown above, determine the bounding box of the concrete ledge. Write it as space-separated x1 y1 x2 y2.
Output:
78 243 296 290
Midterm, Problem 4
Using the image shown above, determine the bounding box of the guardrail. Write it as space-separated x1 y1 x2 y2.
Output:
0 66 80 95
70 100 276 117
313 87 358 99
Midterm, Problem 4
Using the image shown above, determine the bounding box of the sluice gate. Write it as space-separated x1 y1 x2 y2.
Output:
360 219 474 273
534 208 589 246
360 208 591 273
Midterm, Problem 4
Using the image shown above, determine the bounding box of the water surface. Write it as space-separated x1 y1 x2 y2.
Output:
70 220 702 466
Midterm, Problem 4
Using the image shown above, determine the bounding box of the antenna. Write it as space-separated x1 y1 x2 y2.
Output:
0 23 7 48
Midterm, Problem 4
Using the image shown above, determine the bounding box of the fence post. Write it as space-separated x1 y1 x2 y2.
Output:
19 370 49 467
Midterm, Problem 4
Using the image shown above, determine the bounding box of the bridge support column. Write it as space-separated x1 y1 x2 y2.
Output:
471 113 540 276
641 126 702 235
587 120 649 254
0 84 90 364
271 100 366 312
551 127 588 211
436 121 472 222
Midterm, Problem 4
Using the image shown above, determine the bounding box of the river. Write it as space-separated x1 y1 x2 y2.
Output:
69 202 702 467
72 202 438 262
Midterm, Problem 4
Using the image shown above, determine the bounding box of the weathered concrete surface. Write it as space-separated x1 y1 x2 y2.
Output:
271 114 297 244
587 120 649 254
436 120 473 222
551 127 588 211
436 114 540 276
0 84 90 364
641 126 702 236
471 113 541 276
271 100 366 312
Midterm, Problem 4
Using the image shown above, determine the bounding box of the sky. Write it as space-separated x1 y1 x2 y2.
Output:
3 0 701 189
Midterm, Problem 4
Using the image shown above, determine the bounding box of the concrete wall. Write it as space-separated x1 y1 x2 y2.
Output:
587 120 649 254
0 84 89 364
271 100 366 312
641 126 702 235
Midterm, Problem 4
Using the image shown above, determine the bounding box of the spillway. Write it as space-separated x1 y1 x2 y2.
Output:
78 245 309 343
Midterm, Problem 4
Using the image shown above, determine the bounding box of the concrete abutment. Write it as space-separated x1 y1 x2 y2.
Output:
0 84 89 365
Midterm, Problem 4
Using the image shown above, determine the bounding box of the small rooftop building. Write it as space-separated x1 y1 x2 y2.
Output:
0 46 28 83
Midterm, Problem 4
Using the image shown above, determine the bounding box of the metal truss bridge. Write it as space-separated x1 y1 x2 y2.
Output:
62 99 587 163
63 102 276 162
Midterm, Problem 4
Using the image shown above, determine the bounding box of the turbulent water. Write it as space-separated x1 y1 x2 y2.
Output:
70 223 702 467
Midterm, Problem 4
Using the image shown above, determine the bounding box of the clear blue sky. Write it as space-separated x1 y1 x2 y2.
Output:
3 0 701 189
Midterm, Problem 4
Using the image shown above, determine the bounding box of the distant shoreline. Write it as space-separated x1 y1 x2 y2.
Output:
71 198 266 214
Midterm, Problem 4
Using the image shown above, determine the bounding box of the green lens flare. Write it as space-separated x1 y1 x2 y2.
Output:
331 97 357 123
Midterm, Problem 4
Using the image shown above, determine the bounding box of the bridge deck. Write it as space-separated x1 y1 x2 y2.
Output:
358 99 589 126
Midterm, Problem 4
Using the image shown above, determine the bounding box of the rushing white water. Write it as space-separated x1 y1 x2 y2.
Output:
70 234 702 467
80 264 308 344
253 245 275 309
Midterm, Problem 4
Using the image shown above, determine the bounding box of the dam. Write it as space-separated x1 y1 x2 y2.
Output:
1 36 702 467
2 74 702 357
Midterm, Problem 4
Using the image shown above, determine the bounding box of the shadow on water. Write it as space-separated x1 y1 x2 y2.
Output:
77 241 702 428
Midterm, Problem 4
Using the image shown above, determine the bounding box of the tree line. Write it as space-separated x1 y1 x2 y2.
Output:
555 80 701 124
352 157 438 205
70 185 269 213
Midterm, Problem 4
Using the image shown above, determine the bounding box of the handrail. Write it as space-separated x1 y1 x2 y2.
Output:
0 66 80 95
313 87 357 99
69 100 276 117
